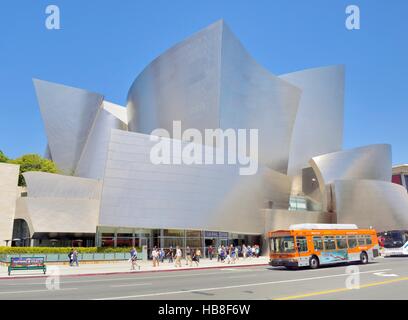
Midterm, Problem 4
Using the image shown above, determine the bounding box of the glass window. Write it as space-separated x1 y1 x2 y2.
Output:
347 236 357 248
271 237 295 253
296 237 308 252
365 235 372 245
323 236 336 250
313 237 323 251
358 235 366 246
336 236 348 249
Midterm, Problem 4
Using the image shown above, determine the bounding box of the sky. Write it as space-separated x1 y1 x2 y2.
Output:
0 0 407 164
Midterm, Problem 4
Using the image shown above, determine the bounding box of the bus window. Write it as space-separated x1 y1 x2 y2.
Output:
323 236 336 250
358 236 366 246
270 237 295 253
347 236 357 248
313 236 323 251
296 237 308 252
336 236 347 249
365 235 372 245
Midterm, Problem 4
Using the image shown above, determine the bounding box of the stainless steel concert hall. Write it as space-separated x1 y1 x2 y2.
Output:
1 20 407 251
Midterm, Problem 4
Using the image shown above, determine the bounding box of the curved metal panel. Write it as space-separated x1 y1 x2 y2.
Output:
310 144 392 193
99 130 292 234
281 65 345 177
0 163 20 245
23 172 102 200
334 180 408 231
75 107 127 179
33 79 104 174
219 23 301 173
127 20 223 134
127 20 301 173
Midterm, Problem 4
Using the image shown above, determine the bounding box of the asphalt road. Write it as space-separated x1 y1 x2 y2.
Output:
0 257 407 300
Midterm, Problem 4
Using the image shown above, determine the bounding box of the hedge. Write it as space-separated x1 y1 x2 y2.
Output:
0 247 142 254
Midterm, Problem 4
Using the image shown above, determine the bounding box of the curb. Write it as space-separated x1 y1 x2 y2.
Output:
0 262 269 280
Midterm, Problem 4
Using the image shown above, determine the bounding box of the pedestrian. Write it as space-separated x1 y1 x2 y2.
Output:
152 247 159 267
230 246 236 264
192 249 199 267
220 245 225 262
68 248 74 267
130 247 140 271
73 249 79 267
175 246 182 267
255 245 260 258
196 248 201 263
167 246 174 263
208 246 214 260
242 244 248 259
185 246 192 267
235 246 239 261
159 248 165 263
217 246 222 262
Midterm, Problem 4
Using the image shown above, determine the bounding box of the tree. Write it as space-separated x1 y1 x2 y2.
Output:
9 154 59 186
0 150 8 163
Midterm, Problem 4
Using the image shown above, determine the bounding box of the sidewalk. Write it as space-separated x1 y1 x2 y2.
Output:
0 256 269 279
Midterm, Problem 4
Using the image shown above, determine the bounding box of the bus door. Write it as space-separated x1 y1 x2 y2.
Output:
295 236 310 267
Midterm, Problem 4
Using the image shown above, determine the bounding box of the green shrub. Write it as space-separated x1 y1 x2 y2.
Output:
0 247 142 255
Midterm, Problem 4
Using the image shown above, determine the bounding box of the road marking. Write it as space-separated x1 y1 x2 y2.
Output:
0 288 78 295
373 272 398 277
275 276 408 300
4 270 256 286
228 274 257 279
110 282 152 288
94 268 391 300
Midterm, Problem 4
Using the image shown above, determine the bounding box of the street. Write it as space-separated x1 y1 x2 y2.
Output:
0 257 407 300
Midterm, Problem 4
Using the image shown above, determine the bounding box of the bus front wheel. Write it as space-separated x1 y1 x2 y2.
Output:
309 256 319 269
360 252 368 264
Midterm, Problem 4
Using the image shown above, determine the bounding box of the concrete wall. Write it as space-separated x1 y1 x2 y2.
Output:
0 163 20 246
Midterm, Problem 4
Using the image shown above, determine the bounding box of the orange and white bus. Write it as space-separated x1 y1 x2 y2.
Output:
268 224 380 269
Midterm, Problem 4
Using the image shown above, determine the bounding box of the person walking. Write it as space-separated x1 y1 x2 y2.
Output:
196 248 201 263
152 247 159 267
242 244 248 259
175 246 182 267
185 246 192 267
217 246 222 262
130 247 140 271
191 249 199 267
73 249 79 267
208 246 214 260
167 246 174 263
68 248 74 267
255 245 260 258
159 248 165 263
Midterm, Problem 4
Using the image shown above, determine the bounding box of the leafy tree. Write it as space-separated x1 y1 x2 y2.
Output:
0 150 8 163
9 154 59 186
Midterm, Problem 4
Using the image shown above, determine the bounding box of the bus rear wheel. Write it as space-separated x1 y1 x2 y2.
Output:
309 256 319 269
360 252 368 264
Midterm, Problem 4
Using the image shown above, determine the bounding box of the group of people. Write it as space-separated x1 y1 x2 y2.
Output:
147 244 260 268
214 244 260 264
150 246 202 268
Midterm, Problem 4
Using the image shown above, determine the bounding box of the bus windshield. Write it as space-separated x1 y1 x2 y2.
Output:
383 231 407 248
270 236 295 253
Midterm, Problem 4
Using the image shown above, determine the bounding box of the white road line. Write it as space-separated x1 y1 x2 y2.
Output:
4 270 254 286
94 268 392 300
228 274 257 279
0 288 78 295
110 282 152 288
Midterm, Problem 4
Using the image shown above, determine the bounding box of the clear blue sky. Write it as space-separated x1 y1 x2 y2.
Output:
0 0 407 164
